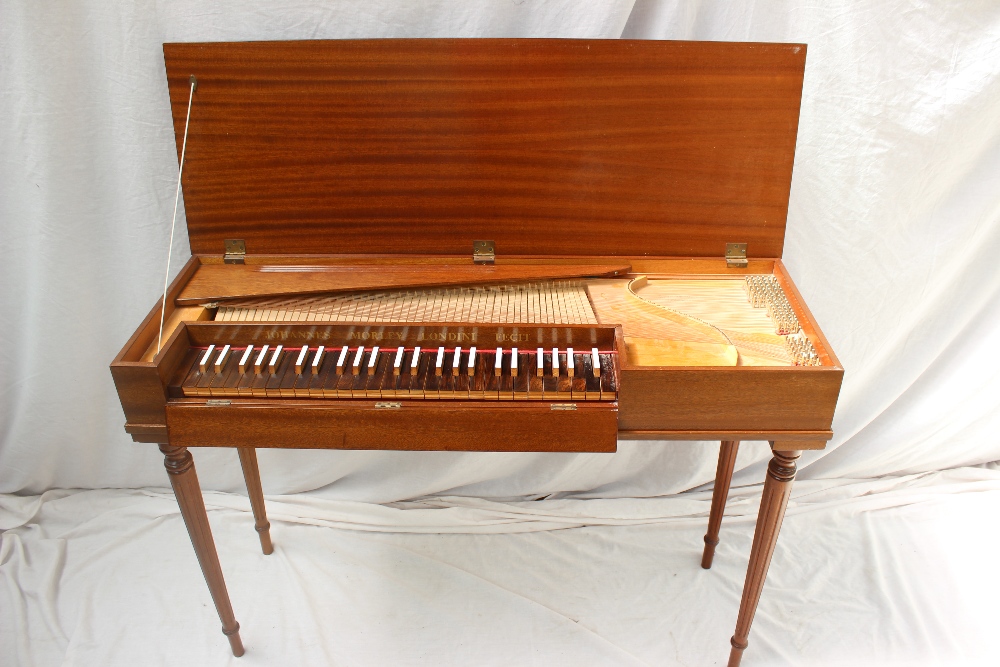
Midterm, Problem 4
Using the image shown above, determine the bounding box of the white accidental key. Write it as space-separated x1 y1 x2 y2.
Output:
393 346 405 376
435 346 445 376
367 346 380 370
452 347 462 375
536 347 544 376
214 344 232 373
591 348 601 377
335 345 349 373
352 346 365 375
511 348 518 377
311 345 325 371
552 348 560 375
566 347 575 377
268 345 284 373
410 346 421 374
253 344 269 374
494 347 503 377
294 345 309 375
467 346 476 375
238 345 254 374
199 344 216 372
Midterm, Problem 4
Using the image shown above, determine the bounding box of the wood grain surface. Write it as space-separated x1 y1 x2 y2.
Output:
616 365 842 432
702 440 740 569
236 448 274 555
111 255 200 430
164 39 805 258
176 263 630 304
727 449 801 667
160 444 245 656
166 401 619 452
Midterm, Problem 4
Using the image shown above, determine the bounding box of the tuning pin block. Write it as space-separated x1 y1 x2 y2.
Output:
785 333 820 366
745 275 800 335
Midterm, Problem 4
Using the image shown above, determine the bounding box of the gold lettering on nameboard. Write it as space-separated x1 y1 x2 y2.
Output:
262 331 335 341
256 329 492 343
496 333 529 342
347 331 405 341
417 332 478 342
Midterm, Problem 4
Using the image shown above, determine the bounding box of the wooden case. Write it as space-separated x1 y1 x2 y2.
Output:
111 39 841 451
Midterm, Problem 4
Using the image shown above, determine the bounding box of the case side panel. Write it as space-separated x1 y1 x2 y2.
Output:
617 366 842 432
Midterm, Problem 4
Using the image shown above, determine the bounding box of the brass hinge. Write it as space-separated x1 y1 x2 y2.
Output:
224 239 246 264
473 240 495 265
374 401 402 409
550 403 577 411
725 243 748 268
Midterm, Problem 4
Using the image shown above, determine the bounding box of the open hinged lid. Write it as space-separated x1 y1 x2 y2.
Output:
163 39 805 259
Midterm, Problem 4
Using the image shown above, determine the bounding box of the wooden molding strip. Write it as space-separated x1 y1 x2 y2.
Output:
176 263 631 305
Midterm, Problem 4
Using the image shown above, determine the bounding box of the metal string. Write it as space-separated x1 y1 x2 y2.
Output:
157 77 196 353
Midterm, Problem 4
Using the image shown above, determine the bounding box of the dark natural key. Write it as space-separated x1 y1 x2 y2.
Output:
237 345 254 374
294 345 309 375
198 344 216 373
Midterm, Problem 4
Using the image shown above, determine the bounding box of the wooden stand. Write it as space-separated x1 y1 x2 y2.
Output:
727 447 801 667
160 444 245 657
158 440 803 662
702 440 740 569
237 447 274 555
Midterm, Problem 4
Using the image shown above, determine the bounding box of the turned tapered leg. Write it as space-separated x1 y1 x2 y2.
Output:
727 448 801 667
160 444 245 657
702 440 740 569
237 447 274 555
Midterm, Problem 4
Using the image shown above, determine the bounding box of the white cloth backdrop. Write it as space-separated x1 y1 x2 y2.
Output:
1 0 999 497
2 1 1000 666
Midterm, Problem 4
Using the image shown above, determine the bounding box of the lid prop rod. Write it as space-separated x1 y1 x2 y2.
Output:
157 75 197 353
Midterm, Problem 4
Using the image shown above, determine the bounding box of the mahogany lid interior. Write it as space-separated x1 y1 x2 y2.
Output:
163 39 805 259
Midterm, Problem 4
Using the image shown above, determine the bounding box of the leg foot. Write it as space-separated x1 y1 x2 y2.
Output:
728 635 748 667
702 440 740 569
727 447 801 667
161 444 245 657
238 447 273 555
223 622 246 657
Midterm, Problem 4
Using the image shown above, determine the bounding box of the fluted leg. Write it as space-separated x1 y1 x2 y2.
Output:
237 447 274 555
160 444 245 657
702 440 740 569
727 448 801 667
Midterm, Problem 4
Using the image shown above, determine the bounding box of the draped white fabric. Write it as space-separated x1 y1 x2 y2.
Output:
2 1 999 497
3 469 999 666
2 1 1000 665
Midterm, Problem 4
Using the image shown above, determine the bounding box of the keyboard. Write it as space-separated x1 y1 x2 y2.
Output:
175 341 618 401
